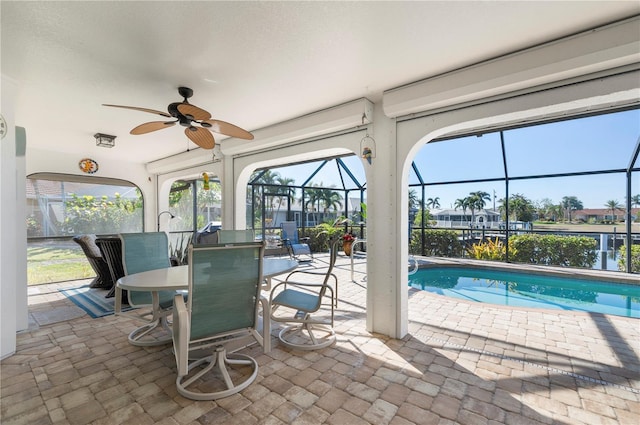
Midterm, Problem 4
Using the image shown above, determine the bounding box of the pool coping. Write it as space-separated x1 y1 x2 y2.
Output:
414 256 640 286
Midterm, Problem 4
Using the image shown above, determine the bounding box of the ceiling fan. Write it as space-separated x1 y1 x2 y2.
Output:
103 87 254 149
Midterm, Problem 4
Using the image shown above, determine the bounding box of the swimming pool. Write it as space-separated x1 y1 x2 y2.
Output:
409 267 640 318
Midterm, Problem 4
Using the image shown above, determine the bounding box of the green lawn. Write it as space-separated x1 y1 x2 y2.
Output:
27 242 94 285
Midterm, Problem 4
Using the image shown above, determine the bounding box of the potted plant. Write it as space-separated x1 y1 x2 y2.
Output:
341 232 356 256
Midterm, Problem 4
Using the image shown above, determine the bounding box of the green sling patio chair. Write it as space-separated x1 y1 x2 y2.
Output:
119 232 180 346
269 238 339 350
217 229 255 243
173 241 265 400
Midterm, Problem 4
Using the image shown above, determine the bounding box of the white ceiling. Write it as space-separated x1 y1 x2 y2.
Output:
2 1 639 164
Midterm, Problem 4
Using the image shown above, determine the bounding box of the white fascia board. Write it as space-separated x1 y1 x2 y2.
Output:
219 98 373 156
146 147 212 175
383 17 640 118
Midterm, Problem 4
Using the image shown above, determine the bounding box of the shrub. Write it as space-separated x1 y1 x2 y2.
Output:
26 215 42 237
510 234 597 268
303 224 364 253
410 229 462 257
617 245 640 273
468 238 516 261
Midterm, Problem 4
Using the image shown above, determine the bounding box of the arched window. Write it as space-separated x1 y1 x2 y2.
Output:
26 173 143 284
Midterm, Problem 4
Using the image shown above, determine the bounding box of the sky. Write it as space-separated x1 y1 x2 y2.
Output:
264 108 640 210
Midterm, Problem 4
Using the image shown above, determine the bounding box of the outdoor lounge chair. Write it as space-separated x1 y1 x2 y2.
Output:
172 241 265 400
280 221 313 262
119 232 181 346
73 234 113 289
95 237 125 299
269 238 339 350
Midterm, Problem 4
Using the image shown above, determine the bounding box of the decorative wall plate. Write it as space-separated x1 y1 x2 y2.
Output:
79 158 98 174
0 114 7 140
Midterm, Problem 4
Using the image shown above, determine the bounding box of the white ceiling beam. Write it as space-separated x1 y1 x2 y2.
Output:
219 98 373 156
383 17 640 118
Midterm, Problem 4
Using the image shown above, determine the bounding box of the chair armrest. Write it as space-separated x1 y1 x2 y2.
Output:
270 280 334 305
286 269 325 278
269 281 334 321
284 270 338 286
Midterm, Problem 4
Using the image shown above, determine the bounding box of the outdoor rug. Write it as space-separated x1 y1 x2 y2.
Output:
59 286 132 318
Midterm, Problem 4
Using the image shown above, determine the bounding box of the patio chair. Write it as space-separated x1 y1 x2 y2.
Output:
173 241 265 400
119 232 181 346
195 229 219 245
217 229 255 243
269 238 339 350
95 237 124 299
280 221 313 262
73 234 113 289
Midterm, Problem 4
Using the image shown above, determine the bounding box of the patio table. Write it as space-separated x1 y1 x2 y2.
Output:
116 257 298 351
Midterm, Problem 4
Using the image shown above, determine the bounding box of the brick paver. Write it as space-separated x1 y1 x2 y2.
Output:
1 254 639 424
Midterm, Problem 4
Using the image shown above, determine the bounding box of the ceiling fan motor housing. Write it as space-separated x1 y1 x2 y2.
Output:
168 103 193 126
178 86 193 100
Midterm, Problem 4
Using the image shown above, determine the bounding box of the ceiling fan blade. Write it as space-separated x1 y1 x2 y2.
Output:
177 103 211 121
103 104 171 118
202 119 254 140
185 126 215 149
131 121 175 135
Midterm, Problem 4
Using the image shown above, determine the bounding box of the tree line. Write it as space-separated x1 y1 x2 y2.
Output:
410 190 638 224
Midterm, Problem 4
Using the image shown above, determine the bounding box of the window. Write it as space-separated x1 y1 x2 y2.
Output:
26 173 143 284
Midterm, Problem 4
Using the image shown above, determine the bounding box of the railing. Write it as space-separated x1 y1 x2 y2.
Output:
410 225 636 273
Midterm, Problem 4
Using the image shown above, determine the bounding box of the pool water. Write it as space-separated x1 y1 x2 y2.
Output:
409 267 640 318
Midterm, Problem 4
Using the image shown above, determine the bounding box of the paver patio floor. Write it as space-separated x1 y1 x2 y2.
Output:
2 253 639 424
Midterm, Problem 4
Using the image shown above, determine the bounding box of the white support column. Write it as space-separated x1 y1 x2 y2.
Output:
1 75 27 359
222 155 240 230
15 127 28 332
365 102 407 338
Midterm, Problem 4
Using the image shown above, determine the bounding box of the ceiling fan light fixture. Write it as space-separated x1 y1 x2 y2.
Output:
94 133 116 148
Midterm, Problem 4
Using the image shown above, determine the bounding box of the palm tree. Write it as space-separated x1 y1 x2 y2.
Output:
454 197 470 225
605 199 622 222
251 170 280 218
304 185 324 225
507 193 534 222
426 197 441 210
561 196 583 222
273 176 296 222
319 187 343 218
536 198 555 221
468 191 491 225
408 189 418 211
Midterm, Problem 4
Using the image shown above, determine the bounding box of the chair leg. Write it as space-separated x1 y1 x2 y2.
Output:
128 315 172 346
176 346 258 400
278 322 336 351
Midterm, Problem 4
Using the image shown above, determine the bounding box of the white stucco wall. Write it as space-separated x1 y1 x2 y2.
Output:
1 75 25 359
26 149 157 231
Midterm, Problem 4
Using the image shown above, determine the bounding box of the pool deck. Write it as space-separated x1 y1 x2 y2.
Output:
1 254 639 424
